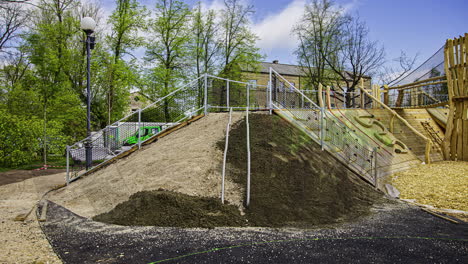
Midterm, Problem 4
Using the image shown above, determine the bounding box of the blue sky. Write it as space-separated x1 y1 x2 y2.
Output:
100 0 468 69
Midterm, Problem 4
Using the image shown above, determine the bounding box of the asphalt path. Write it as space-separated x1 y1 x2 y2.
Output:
40 200 467 264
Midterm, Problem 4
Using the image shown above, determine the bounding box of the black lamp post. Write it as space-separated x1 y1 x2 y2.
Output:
81 17 96 170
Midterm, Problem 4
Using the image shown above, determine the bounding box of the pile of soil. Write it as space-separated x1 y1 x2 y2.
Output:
217 113 382 227
93 189 246 228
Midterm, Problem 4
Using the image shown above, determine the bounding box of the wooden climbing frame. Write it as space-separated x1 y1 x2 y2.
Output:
443 33 468 161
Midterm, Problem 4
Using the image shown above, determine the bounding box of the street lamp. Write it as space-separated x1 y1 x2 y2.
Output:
81 17 96 170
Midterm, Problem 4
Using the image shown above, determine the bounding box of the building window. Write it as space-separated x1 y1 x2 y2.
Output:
248 80 257 87
289 82 295 92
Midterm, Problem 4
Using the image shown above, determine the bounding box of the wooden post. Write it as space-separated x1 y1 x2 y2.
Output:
390 114 395 133
326 86 332 109
383 85 389 105
318 83 324 108
372 84 380 109
360 78 365 108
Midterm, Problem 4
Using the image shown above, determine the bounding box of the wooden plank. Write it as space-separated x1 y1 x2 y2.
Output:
443 39 456 160
456 118 463 160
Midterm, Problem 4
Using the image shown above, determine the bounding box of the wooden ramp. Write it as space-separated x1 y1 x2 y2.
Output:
427 108 449 130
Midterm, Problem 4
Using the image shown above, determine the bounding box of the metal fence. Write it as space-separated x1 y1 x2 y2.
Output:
387 87 449 108
207 74 269 110
270 68 381 185
66 76 205 183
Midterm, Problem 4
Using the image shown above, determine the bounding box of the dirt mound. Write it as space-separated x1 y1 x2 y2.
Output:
93 190 247 228
218 113 383 227
47 113 245 218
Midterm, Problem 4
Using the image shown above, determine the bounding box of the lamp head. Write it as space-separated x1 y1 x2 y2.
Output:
80 17 96 34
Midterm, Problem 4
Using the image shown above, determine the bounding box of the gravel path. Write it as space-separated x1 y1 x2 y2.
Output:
40 199 467 263
0 173 64 264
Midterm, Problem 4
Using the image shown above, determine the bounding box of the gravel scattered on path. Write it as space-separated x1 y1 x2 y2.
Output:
0 173 64 264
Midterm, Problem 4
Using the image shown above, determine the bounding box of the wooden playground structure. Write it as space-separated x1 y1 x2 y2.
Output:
443 34 468 161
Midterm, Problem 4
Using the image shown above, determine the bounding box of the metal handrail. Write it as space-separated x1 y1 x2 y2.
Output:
221 107 233 204
270 68 321 109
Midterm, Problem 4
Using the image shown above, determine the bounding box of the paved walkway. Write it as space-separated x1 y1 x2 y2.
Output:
40 200 467 263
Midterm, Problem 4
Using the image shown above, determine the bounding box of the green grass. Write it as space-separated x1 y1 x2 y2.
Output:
0 156 68 173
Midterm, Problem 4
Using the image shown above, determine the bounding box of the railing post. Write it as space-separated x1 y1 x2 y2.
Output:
138 109 142 149
222 107 233 204
226 80 230 109
269 67 273 114
320 107 325 151
66 145 70 185
204 73 208 115
247 83 250 109
246 107 251 207
373 147 378 188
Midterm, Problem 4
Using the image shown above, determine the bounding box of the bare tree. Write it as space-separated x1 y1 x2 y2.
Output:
378 50 418 85
322 16 385 106
294 0 349 94
0 2 26 53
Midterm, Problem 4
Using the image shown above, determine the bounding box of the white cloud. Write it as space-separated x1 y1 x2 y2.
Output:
250 0 359 64
252 0 305 52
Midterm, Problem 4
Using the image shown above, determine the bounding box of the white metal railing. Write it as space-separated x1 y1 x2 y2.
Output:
221 107 233 203
269 68 381 185
245 106 251 207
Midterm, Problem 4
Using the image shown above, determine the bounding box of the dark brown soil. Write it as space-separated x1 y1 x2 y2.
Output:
0 169 66 186
93 189 247 228
218 113 383 228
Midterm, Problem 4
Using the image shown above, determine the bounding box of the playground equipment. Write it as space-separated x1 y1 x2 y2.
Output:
383 33 467 161
443 33 468 161
123 126 162 146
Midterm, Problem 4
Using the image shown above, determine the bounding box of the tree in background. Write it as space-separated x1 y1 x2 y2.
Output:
145 0 191 121
189 2 219 106
295 0 384 106
294 0 347 102
215 0 261 106
219 0 261 79
104 0 146 125
190 2 219 78
378 51 418 86
323 16 384 106
0 1 26 53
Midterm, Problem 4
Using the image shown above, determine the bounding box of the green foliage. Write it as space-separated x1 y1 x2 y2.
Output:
0 110 41 167
145 0 191 99
219 0 263 79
